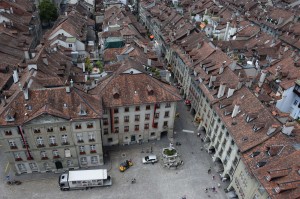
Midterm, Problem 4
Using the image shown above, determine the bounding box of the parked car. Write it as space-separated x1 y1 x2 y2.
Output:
142 155 158 164
119 160 133 172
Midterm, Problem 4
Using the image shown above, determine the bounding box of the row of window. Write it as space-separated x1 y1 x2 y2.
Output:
16 156 99 172
103 121 169 134
8 133 96 149
103 112 170 125
106 103 171 114
14 146 97 161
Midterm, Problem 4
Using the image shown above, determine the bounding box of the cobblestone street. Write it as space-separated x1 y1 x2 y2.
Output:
1 101 228 199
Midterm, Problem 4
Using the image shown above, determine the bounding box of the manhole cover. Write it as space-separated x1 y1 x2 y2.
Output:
121 153 126 157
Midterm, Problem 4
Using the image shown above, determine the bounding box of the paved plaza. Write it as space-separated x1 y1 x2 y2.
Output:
0 102 228 199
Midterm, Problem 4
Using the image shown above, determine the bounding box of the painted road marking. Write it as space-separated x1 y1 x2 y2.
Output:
182 129 194 133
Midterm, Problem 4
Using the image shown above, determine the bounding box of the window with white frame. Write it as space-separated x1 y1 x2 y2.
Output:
90 145 96 151
40 151 47 158
8 140 16 146
79 146 85 153
88 132 95 141
49 135 56 145
91 156 98 164
77 133 83 142
67 160 73 167
80 157 87 164
29 163 38 171
17 163 27 172
61 134 68 144
87 122 94 128
52 150 59 157
43 162 50 170
14 152 21 159
36 137 44 145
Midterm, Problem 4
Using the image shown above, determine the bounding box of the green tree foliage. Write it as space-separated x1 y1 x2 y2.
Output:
95 60 103 73
85 57 93 73
38 0 58 23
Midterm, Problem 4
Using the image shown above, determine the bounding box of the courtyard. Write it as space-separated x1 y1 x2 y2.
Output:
1 102 228 199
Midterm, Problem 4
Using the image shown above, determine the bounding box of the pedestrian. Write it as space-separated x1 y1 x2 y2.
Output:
212 175 215 180
205 188 208 193
207 169 211 174
217 183 221 188
212 187 215 192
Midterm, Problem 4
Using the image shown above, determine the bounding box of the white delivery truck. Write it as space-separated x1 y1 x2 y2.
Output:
59 169 112 191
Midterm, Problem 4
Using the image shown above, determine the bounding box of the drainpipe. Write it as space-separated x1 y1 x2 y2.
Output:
18 126 33 160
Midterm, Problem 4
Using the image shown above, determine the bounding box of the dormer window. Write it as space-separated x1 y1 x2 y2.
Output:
253 123 264 132
147 85 154 95
245 113 257 123
78 103 87 116
5 108 15 122
60 126 66 131
113 87 120 99
47 127 53 132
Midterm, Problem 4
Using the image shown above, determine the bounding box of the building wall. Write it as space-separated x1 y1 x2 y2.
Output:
229 160 269 199
276 86 300 119
101 102 177 146
0 116 103 174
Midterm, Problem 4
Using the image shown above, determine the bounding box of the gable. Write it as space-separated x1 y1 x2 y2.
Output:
25 114 69 125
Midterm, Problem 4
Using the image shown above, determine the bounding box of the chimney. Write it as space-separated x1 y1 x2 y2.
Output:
282 122 295 136
23 83 29 100
217 82 226 98
208 75 216 88
227 87 235 98
10 7 13 14
231 103 240 118
70 79 74 87
82 62 86 73
65 12 68 16
219 61 226 74
144 46 148 53
24 48 30 60
237 79 243 89
258 70 267 87
66 86 70 93
13 68 19 83
147 58 151 66
291 50 296 57
3 96 7 106
42 54 48 65
223 22 230 41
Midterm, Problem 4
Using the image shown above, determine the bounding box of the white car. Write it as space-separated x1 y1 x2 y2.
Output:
142 155 158 164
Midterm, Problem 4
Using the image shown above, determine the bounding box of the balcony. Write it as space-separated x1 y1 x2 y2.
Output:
89 139 95 142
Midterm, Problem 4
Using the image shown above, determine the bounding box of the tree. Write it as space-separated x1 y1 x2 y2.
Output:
38 0 58 24
85 57 93 73
95 60 103 73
